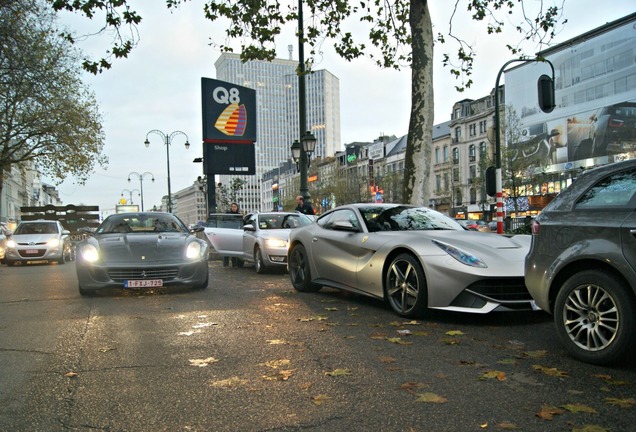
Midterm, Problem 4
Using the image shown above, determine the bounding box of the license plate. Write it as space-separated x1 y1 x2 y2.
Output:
124 279 163 288
26 249 38 254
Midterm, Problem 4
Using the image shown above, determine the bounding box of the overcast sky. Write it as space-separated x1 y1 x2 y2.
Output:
50 1 635 216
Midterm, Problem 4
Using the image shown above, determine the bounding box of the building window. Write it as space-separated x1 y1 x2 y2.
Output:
443 146 449 162
452 147 459 165
469 144 476 162
435 147 440 164
435 175 442 193
469 165 476 179
454 127 461 143
470 188 477 204
469 124 476 137
453 168 460 183
479 141 487 159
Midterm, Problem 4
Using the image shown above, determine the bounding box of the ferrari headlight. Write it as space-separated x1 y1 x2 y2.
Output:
48 238 60 248
79 244 99 262
265 238 288 248
433 240 487 268
186 241 202 259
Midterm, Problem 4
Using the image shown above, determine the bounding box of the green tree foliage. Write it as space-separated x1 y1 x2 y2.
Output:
216 177 247 212
0 0 107 215
45 0 563 204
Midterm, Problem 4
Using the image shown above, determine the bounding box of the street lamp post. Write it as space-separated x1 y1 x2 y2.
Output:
127 171 155 212
144 130 190 213
121 188 140 205
294 0 317 202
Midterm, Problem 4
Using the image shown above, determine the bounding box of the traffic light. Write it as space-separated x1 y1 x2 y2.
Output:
485 166 496 197
537 74 555 113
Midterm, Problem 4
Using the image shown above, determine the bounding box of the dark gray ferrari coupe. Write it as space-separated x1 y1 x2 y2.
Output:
75 212 209 295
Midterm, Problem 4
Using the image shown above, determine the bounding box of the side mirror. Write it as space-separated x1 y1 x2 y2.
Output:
190 225 205 233
243 224 256 232
332 220 359 232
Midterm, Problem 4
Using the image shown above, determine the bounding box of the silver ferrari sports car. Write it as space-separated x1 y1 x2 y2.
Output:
75 212 209 295
288 204 538 318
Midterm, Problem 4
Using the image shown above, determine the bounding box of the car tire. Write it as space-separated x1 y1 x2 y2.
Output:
288 244 321 292
79 285 91 296
384 253 428 318
554 270 636 365
254 247 267 274
58 255 65 265
6 260 15 267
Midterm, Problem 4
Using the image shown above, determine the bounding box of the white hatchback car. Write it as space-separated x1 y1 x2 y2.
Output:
4 220 72 266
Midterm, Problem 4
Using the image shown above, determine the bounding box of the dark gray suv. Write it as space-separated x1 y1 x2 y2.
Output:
525 159 636 365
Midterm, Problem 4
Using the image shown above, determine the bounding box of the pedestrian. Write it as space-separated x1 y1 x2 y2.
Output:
295 196 315 215
223 202 241 267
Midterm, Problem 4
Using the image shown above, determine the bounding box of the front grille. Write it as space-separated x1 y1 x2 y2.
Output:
466 278 531 302
17 242 47 246
107 267 179 283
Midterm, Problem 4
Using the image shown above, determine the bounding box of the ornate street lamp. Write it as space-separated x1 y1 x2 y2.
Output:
121 188 140 205
144 130 190 213
127 171 154 211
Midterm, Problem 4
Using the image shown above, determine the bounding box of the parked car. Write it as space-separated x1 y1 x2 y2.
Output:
242 212 314 273
288 204 537 318
75 212 209 295
4 220 72 266
525 159 636 365
0 222 12 263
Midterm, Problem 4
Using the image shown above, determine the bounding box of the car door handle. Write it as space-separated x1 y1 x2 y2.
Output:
312 237 318 243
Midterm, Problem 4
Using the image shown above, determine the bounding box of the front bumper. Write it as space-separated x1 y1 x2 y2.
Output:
76 259 209 293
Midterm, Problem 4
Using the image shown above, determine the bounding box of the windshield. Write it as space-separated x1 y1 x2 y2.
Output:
97 214 188 234
256 214 313 230
15 222 59 235
360 206 464 232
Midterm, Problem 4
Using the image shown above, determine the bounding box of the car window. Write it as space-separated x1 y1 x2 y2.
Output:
98 215 186 234
575 168 636 209
322 209 360 231
360 206 463 231
16 222 58 235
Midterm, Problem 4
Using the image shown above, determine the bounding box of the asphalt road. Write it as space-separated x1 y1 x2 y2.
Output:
0 260 635 432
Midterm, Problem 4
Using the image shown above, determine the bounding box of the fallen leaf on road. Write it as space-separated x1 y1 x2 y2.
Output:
523 350 547 358
312 394 331 405
536 405 565 420
210 377 249 388
98 347 116 352
379 356 396 363
561 403 597 414
532 364 568 378
189 357 219 367
262 370 294 381
415 392 448 403
261 359 291 369
192 322 218 329
496 421 520 429
266 339 288 345
480 370 507 381
572 425 610 432
386 337 412 345
446 330 465 336
65 371 78 378
605 397 636 408
325 368 352 377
